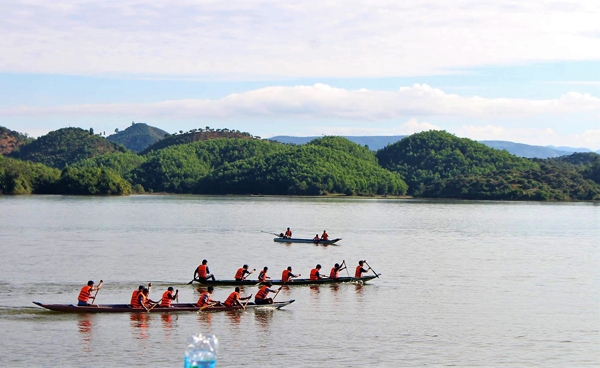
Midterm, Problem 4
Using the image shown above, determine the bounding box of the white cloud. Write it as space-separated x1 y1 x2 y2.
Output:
0 0 599 77
311 118 441 136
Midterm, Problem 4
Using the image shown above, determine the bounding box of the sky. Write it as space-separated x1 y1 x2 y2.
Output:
0 0 599 150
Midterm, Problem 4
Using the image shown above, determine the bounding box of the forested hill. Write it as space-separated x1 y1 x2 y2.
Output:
376 130 600 200
107 123 168 152
0 126 33 155
141 128 258 154
8 127 126 169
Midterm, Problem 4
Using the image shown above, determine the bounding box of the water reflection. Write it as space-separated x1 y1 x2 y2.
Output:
77 315 93 353
161 313 177 340
354 283 364 301
225 310 242 330
130 313 149 339
197 311 213 330
254 309 274 332
309 285 320 299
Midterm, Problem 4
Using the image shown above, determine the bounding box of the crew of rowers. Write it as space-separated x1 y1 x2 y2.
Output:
279 228 331 242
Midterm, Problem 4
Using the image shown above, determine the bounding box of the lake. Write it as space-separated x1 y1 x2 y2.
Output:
0 195 598 367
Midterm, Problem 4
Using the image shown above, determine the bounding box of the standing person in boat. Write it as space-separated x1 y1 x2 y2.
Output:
160 287 178 308
284 227 292 239
330 263 346 280
194 259 216 282
321 230 329 241
309 264 327 280
254 282 281 305
197 286 221 307
258 266 271 282
223 286 252 307
313 234 320 243
77 280 102 306
281 266 300 283
355 260 371 278
234 264 254 281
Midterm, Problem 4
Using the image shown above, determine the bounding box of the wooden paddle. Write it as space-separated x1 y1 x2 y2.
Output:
199 302 218 311
242 269 256 280
90 280 103 304
342 260 349 277
271 287 282 302
364 260 379 278
242 293 253 310
147 301 160 313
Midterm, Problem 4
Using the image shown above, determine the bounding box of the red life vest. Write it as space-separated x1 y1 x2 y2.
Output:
197 265 208 278
197 291 210 307
161 290 173 307
132 293 147 308
282 269 291 282
130 290 140 305
355 266 363 278
258 270 268 282
285 230 292 237
330 267 339 279
255 285 269 300
321 233 329 240
309 268 319 281
78 285 92 303
235 268 244 280
224 291 239 307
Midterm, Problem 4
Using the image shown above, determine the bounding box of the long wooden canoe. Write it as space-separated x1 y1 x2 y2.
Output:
267 274 380 285
32 300 295 313
273 237 342 245
189 279 260 286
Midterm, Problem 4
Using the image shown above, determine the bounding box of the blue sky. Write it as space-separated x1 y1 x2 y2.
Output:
0 1 599 149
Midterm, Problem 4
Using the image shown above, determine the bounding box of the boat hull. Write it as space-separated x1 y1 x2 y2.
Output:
267 274 380 285
190 279 259 286
32 300 295 313
273 237 341 245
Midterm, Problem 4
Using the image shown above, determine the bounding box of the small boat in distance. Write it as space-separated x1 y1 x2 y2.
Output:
32 300 295 313
273 237 342 245
268 274 379 285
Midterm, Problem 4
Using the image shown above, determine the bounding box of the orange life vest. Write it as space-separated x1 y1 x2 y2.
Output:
132 293 147 308
161 290 173 307
197 291 211 307
309 268 319 281
255 285 269 300
130 290 140 305
321 232 329 240
78 285 92 303
285 230 292 237
355 265 363 278
282 269 291 282
258 270 268 282
235 268 245 280
224 291 239 307
330 267 339 279
197 265 208 278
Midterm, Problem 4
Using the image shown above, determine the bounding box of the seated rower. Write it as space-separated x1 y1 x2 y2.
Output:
160 287 178 308
355 260 371 278
254 282 281 305
284 227 292 239
223 286 251 307
77 280 102 306
321 230 329 241
313 234 320 243
235 264 255 281
194 259 216 282
329 263 346 279
130 283 151 307
258 266 270 282
132 288 157 312
309 264 327 280
281 266 300 283
197 286 221 307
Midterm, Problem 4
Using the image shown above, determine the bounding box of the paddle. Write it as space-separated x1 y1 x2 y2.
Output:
342 260 349 277
272 287 282 302
90 280 103 304
200 302 218 311
261 230 281 237
242 269 256 280
364 260 379 278
147 301 160 313
187 273 197 285
242 293 253 310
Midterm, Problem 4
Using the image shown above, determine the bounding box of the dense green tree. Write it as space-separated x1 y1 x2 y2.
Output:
0 155 61 194
56 167 131 195
106 123 169 152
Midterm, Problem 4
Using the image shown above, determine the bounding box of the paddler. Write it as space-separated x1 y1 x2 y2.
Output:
309 264 327 280
313 234 320 243
258 266 270 282
329 263 346 280
160 287 179 308
235 264 255 281
194 259 216 282
133 287 158 312
130 283 152 307
77 280 102 306
254 282 281 305
197 286 221 307
223 286 252 307
355 260 371 278
281 266 300 283
321 230 329 241
284 227 292 239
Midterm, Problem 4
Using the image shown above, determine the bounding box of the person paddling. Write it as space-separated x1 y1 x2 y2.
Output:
330 263 346 280
197 286 221 308
160 287 178 308
133 288 158 312
235 264 255 281
355 260 371 278
254 282 281 305
309 264 327 280
281 266 300 283
284 227 292 239
194 259 216 282
313 234 320 243
77 280 102 306
321 230 329 241
130 283 152 307
223 286 252 307
258 266 270 282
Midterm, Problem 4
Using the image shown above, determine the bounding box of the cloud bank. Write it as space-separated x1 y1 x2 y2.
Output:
1 0 599 77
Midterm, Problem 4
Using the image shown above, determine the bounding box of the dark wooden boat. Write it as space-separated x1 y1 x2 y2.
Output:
189 279 260 286
273 237 341 245
32 300 295 313
267 274 380 285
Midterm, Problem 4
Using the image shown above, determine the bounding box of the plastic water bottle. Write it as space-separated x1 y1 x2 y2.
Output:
184 333 218 368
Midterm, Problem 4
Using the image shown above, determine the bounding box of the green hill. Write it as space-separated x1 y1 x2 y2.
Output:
106 123 168 152
0 126 34 155
9 127 127 169
141 128 257 154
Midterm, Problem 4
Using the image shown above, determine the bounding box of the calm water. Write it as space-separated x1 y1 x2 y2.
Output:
0 196 598 367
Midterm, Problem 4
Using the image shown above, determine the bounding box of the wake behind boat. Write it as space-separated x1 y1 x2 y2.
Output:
273 237 341 245
32 300 295 313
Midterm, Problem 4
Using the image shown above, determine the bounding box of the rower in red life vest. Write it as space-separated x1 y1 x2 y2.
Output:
321 230 329 241
258 266 270 282
130 283 151 307
194 259 216 282
330 263 346 279
223 286 252 307
254 282 281 305
234 264 255 281
355 260 371 278
160 287 178 308
313 234 320 243
77 280 102 306
309 264 327 280
281 266 300 283
284 227 292 239
197 286 221 307
133 287 157 312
